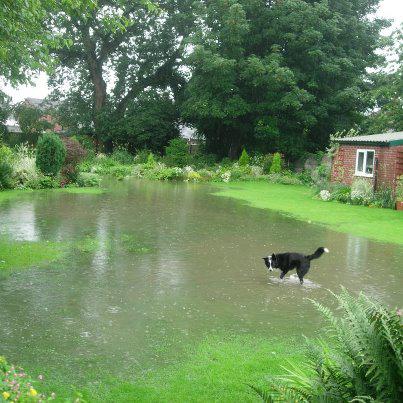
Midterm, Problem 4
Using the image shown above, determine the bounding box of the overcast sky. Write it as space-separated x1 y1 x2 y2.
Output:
1 0 402 103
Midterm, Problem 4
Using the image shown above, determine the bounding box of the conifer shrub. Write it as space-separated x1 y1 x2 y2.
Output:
165 138 189 167
269 152 282 174
239 148 250 166
36 133 66 176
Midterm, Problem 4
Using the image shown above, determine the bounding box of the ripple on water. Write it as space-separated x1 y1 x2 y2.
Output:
268 273 321 289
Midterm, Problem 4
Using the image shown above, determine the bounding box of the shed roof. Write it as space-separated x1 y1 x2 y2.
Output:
336 131 403 146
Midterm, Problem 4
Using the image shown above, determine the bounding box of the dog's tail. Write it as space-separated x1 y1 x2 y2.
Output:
306 247 329 261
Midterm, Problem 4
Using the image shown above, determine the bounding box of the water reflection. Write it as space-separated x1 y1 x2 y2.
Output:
0 179 402 381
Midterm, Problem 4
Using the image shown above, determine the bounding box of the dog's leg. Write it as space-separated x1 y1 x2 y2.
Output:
297 264 309 285
279 271 286 280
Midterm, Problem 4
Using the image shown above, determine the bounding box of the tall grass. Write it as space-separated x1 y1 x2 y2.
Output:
253 288 403 402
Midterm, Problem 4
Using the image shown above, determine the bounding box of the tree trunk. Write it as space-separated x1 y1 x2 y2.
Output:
228 136 241 159
82 27 107 151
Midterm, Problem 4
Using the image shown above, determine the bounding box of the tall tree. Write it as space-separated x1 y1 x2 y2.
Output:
361 26 403 134
48 0 196 150
182 0 388 159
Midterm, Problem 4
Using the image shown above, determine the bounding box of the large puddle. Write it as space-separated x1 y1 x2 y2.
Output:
0 179 402 381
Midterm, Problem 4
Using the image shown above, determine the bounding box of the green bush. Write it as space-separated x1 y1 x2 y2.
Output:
76 172 101 187
396 176 403 201
134 149 152 164
144 153 157 169
330 184 351 203
0 144 14 189
220 157 232 167
25 175 60 189
144 164 184 181
0 161 13 189
373 186 395 209
112 147 133 164
165 138 189 167
0 144 12 162
36 133 66 176
254 288 403 402
269 152 282 174
351 178 374 205
238 148 250 166
261 154 274 174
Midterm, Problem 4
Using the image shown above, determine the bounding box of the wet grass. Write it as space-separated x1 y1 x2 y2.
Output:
121 234 153 254
213 182 403 245
33 335 305 402
55 187 106 195
0 238 65 271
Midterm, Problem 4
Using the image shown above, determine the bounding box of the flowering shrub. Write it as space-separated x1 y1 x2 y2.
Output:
76 172 101 187
320 189 331 201
221 171 231 182
0 356 55 401
351 178 374 205
187 170 202 182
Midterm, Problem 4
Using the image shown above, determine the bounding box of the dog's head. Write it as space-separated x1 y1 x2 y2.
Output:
262 253 278 272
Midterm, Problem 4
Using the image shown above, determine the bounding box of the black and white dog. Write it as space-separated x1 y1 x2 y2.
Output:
263 247 329 284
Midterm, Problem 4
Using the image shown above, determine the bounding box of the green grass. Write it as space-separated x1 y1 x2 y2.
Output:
55 186 105 195
0 238 65 271
212 182 403 245
34 335 304 402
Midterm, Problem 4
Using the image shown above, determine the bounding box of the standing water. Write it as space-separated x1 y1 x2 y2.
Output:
0 179 402 381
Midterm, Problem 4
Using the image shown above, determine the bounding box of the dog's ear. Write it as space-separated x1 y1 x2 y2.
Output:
271 253 276 259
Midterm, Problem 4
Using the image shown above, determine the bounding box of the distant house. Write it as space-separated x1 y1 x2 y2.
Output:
23 97 63 133
180 125 200 154
331 131 403 191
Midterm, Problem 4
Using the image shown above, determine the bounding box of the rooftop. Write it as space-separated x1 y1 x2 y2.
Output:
337 131 403 146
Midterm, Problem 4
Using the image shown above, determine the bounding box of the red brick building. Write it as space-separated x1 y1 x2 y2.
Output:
331 132 403 191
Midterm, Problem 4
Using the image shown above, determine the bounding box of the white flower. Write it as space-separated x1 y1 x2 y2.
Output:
221 171 231 182
320 190 331 201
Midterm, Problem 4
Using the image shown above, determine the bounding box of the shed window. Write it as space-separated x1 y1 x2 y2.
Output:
355 150 375 177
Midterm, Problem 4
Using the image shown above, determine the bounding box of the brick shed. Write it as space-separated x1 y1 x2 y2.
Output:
331 131 403 191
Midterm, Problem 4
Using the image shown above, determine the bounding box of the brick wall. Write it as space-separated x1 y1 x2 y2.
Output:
331 144 402 190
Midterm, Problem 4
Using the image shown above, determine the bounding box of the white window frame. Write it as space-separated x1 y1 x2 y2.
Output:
355 149 375 178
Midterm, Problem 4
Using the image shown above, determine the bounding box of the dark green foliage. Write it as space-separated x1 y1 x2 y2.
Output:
182 0 388 159
239 149 250 166
0 161 13 189
48 1 196 148
255 288 403 402
110 92 180 154
270 153 282 174
36 133 66 176
13 103 53 145
135 150 152 164
144 153 157 169
330 184 351 203
362 27 403 134
111 147 133 165
373 186 396 209
165 138 190 167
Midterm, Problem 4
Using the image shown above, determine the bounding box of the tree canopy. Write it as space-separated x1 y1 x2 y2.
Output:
182 0 388 159
47 0 196 150
1 0 397 160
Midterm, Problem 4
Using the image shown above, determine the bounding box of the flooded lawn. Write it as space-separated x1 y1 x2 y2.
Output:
0 179 402 383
